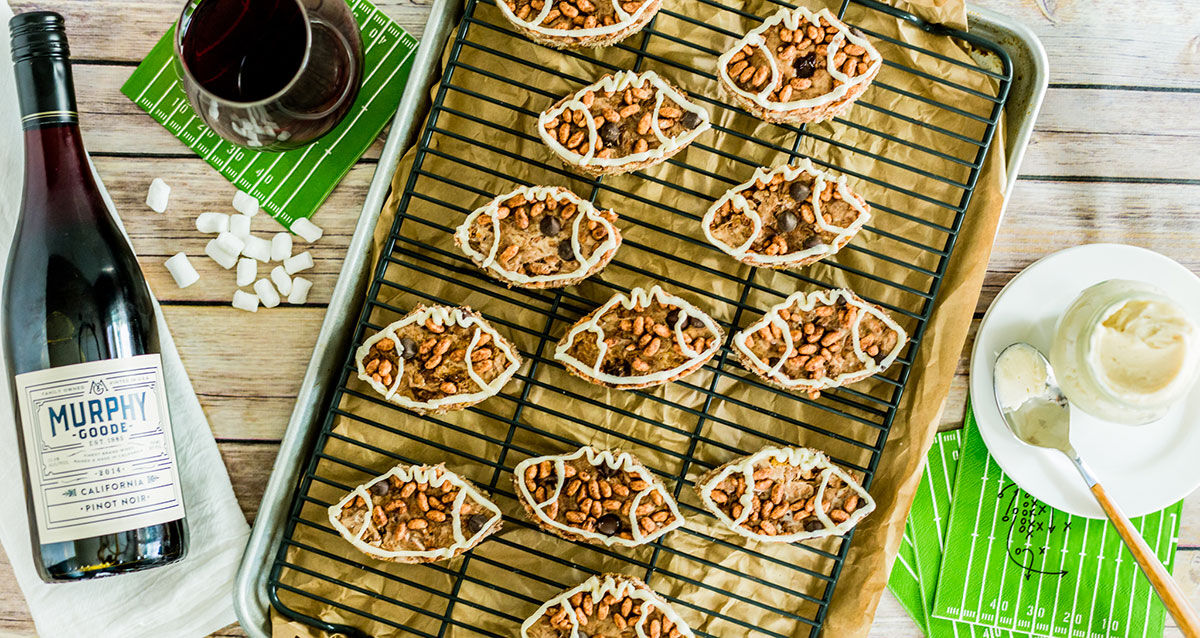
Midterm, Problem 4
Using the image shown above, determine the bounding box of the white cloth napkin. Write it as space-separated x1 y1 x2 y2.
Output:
0 3 250 637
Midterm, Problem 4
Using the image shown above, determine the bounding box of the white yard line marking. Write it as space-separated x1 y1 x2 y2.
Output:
960 428 989 618
148 78 178 113
1141 510 1167 638
1086 523 1108 638
134 56 172 102
1067 517 1091 638
974 465 1007 623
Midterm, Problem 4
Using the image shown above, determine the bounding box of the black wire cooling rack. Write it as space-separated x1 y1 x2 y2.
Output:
266 0 1012 635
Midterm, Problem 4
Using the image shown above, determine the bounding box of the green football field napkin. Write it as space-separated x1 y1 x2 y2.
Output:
889 402 1182 638
120 0 417 228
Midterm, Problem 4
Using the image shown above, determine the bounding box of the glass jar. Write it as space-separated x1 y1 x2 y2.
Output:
1050 279 1200 425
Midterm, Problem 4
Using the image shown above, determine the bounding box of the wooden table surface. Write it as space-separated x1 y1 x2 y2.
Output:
2 0 1199 635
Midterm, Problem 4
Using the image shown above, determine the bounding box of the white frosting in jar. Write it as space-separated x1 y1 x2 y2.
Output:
1051 279 1200 425
1089 298 1198 403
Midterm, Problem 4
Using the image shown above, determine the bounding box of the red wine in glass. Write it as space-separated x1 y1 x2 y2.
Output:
175 0 364 151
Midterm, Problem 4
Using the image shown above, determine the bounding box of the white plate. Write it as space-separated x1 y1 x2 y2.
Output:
969 244 1200 518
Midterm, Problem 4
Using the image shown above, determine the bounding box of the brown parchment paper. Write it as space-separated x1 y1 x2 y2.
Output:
269 0 1006 635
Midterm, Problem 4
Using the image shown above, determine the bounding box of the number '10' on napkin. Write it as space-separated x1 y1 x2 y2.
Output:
889 403 1180 638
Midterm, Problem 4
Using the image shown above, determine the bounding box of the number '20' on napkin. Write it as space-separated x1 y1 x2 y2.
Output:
889 403 1181 638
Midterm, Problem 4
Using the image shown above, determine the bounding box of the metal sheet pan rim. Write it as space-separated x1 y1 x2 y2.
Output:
231 3 1048 636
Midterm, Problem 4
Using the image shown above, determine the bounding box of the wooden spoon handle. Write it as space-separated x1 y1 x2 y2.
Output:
1090 482 1200 637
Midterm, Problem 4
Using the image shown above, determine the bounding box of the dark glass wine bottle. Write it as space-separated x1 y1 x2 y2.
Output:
3 11 187 582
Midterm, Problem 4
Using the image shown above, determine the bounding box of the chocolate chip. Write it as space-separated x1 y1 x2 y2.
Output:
597 463 618 479
400 337 418 360
370 481 390 496
687 316 705 329
680 111 701 129
539 214 562 236
599 121 622 146
788 181 811 202
666 308 681 326
557 240 576 262
793 53 817 79
776 210 799 233
803 517 825 532
803 235 825 249
466 513 490 534
596 513 621 536
768 356 780 366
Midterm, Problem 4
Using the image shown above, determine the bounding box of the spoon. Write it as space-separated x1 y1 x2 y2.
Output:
993 342 1200 637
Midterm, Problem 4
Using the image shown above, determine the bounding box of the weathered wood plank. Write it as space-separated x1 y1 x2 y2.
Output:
980 180 1200 313
971 0 1200 88
92 156 371 305
13 0 1200 89
161 306 329 440
9 0 435 61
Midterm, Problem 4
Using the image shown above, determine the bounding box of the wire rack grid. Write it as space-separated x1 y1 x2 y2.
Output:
265 0 1012 635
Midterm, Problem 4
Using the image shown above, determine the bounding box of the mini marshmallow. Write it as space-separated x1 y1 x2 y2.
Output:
254 278 281 308
233 190 260 216
287 277 312 304
270 266 292 296
283 251 313 275
236 258 258 287
270 232 293 261
229 214 252 238
204 238 238 270
290 217 323 243
242 235 272 262
146 178 170 213
195 212 229 234
232 290 259 312
214 231 245 257
164 253 199 288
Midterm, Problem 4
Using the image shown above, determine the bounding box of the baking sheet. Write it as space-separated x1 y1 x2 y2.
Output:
266 0 1014 635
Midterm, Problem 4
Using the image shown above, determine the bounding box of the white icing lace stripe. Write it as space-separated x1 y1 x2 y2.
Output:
537 70 711 169
696 446 876 543
716 7 882 112
496 0 653 38
514 446 685 547
454 185 620 286
554 285 723 386
519 574 696 638
327 464 502 560
731 288 907 390
355 306 521 410
701 159 870 265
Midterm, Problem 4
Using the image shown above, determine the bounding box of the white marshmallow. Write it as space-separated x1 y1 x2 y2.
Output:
233 190 260 216
146 178 170 213
195 212 229 234
270 232 293 261
254 278 281 308
236 258 258 287
232 290 259 312
164 253 199 288
242 235 272 262
283 251 314 275
290 217 323 243
229 214 252 238
204 238 238 270
270 266 292 296
214 231 245 257
287 277 312 304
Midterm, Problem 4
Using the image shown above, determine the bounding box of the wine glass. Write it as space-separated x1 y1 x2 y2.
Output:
174 0 364 151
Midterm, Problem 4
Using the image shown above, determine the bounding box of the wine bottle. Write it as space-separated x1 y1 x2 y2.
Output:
3 11 188 582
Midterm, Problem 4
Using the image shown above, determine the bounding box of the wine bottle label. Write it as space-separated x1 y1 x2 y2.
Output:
12 354 186 544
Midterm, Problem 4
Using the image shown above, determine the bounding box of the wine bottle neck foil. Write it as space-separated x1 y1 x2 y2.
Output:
10 11 78 130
